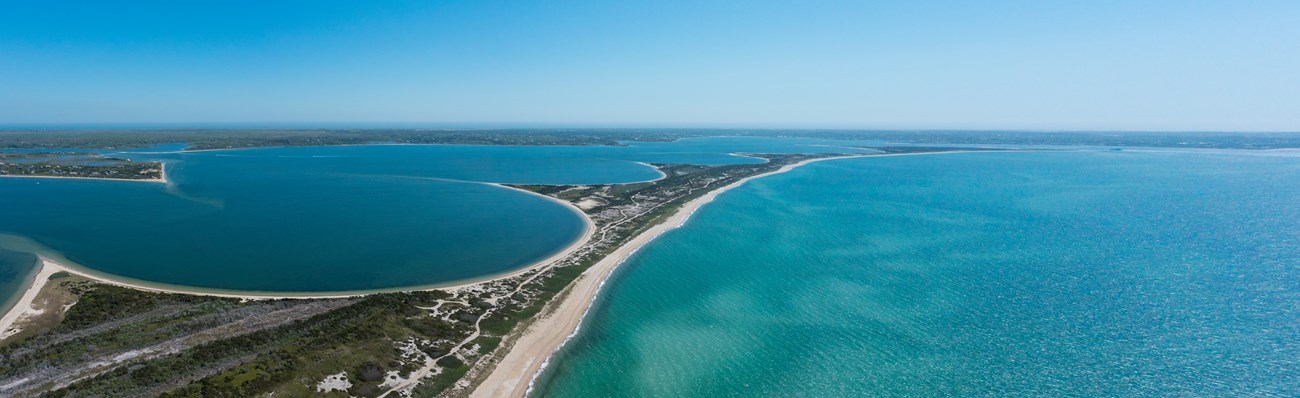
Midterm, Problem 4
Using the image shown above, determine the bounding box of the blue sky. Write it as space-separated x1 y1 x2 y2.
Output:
1 0 1297 131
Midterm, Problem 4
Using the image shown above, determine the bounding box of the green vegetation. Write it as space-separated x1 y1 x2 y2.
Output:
0 284 356 397
0 152 162 180
4 129 1296 153
0 273 89 345
869 146 1009 154
0 129 690 151
1 151 847 398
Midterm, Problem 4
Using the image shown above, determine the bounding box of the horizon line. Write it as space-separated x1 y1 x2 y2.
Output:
1 123 1297 135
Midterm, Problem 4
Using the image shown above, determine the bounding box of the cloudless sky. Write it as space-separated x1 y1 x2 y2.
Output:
1 1 1297 131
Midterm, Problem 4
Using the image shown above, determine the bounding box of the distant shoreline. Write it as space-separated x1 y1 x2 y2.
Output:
0 182 593 298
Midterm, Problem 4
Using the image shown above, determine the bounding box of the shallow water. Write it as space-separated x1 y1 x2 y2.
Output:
538 151 1300 397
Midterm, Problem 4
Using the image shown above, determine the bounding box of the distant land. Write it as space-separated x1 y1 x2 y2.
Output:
3 129 1294 182
2 128 1298 151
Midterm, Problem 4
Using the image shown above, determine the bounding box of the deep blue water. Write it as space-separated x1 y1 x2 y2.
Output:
539 150 1300 397
0 137 869 294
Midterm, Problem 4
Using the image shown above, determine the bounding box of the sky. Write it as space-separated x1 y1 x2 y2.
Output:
1 0 1297 131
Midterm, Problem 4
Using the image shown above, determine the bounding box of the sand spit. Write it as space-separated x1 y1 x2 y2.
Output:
469 150 1017 398
468 155 863 398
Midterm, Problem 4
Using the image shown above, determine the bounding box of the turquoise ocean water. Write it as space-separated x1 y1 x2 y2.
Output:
0 137 872 295
538 150 1300 396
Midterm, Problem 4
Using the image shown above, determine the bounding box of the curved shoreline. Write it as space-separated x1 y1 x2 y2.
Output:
1 150 989 340
0 162 168 184
0 182 596 338
1 149 1015 392
0 258 54 341
469 154 864 398
471 150 1013 398
632 161 669 182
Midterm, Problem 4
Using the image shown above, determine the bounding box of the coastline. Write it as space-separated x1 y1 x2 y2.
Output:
468 154 862 398
469 150 1012 398
0 148 1014 392
2 151 993 345
0 162 168 184
0 258 64 341
0 180 596 337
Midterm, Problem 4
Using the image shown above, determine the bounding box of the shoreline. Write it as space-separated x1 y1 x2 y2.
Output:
470 150 1013 398
632 161 669 182
0 181 596 335
0 162 168 184
0 148 1014 392
0 258 65 341
469 154 862 398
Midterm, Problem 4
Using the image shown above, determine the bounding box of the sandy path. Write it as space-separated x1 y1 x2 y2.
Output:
0 181 592 304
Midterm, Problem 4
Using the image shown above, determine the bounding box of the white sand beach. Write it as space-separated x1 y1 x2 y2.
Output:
0 149 1011 394
468 150 1025 397
0 259 66 341
468 154 869 398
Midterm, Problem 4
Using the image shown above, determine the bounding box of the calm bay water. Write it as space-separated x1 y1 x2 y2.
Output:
4 139 1298 394
0 137 871 294
538 151 1300 397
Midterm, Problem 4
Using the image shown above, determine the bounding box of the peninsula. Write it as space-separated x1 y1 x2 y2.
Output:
0 144 861 397
0 142 988 397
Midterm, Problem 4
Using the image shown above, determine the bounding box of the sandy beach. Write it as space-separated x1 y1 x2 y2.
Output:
468 150 1023 397
0 259 66 341
0 149 1008 394
468 154 870 398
